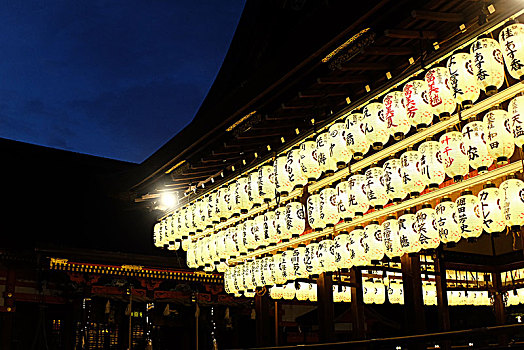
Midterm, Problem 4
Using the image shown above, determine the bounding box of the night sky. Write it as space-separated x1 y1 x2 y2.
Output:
0 1 245 163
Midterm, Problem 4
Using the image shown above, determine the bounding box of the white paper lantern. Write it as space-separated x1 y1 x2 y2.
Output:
254 214 266 248
299 140 321 182
484 109 515 165
305 242 321 277
216 230 227 262
296 282 310 301
383 158 407 202
244 262 255 292
363 221 385 261
233 225 247 256
281 250 296 282
206 192 219 225
508 96 524 148
400 150 426 197
292 245 309 280
447 52 480 108
262 257 276 286
363 280 374 304
382 216 403 259
307 193 324 231
216 186 230 222
422 282 437 306
286 201 306 238
439 131 469 182
153 222 162 248
403 80 433 131
478 184 506 234
248 170 263 209
349 173 371 216
316 131 337 175
363 102 390 150
243 219 257 252
388 282 404 304
345 112 370 160
456 190 483 240
320 187 340 228
282 282 296 300
348 226 371 266
194 199 206 232
308 283 318 302
334 233 352 270
253 259 265 288
419 140 446 189
234 176 250 214
336 180 353 222
329 121 352 169
471 37 505 95
499 23 524 80
317 239 337 273
258 164 276 203
270 285 283 299
272 253 286 285
224 227 237 259
435 198 461 245
373 280 386 305
275 206 291 242
340 286 352 303
398 212 421 254
461 120 493 173
500 177 524 231
333 285 342 303
416 205 440 249
181 237 191 252
264 211 279 246
383 90 411 140
275 154 293 196
425 66 456 120
365 167 389 209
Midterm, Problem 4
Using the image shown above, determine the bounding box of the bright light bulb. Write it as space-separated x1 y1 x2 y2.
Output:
160 192 177 208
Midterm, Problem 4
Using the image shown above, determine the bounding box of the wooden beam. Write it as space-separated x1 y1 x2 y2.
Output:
363 46 415 56
317 272 335 342
411 10 464 22
339 62 390 71
384 29 438 40
237 132 282 140
317 76 368 85
298 90 325 98
350 267 366 340
434 249 450 331
401 253 426 334
255 293 271 347
281 101 315 110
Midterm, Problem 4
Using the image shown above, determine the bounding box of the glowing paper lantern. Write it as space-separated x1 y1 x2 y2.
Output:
181 237 191 252
499 23 524 80
296 282 309 301
254 214 267 248
270 285 283 299
333 233 352 270
388 282 404 304
235 176 250 214
403 80 433 131
439 131 469 182
478 183 506 234
264 211 279 246
275 154 293 197
500 177 524 232
216 230 227 262
243 262 255 292
262 257 276 286
471 37 505 95
206 192 219 225
364 221 385 261
316 131 337 175
308 283 318 302
292 245 308 279
373 280 386 304
383 90 410 140
224 227 237 259
248 170 263 209
345 112 370 160
329 121 352 169
417 205 440 249
299 140 321 182
216 186 230 222
435 198 461 245
363 102 390 150
398 212 421 254
447 52 480 108
383 158 407 202
483 109 515 165
307 193 324 232
194 199 206 232
232 225 247 256
333 286 342 303
281 250 296 282
242 219 257 252
340 286 352 303
425 66 456 120
282 282 296 300
382 216 403 258
305 242 321 277
320 187 340 228
272 253 286 285
286 201 306 238
317 239 337 273
275 206 291 242
422 282 437 306
509 96 524 148
153 222 162 248
336 180 353 222
365 167 389 209
258 164 276 203
348 226 371 266
461 120 493 173
456 190 483 240
419 140 446 189
400 149 426 197
349 173 371 216
363 280 374 304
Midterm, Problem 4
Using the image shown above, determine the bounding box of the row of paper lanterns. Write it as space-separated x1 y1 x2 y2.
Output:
187 177 524 273
267 282 352 302
506 288 524 306
154 23 524 248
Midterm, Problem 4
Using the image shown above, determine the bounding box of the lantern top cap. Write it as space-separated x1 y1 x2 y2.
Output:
421 203 432 209
461 189 473 196
483 182 496 189
440 197 452 203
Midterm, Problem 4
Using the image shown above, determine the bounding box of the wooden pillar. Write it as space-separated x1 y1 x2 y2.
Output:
401 254 425 334
434 250 450 332
317 272 335 343
492 270 507 346
349 267 365 339
255 293 271 347
274 301 281 346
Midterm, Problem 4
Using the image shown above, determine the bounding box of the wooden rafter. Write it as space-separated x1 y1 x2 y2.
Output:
317 76 368 85
411 10 464 22
363 46 415 55
384 29 438 40
339 62 390 71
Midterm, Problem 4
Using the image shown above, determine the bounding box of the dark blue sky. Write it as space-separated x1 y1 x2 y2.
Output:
0 1 245 163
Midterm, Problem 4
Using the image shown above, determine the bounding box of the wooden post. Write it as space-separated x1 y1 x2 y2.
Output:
492 270 508 346
274 301 280 346
317 272 335 342
434 250 450 332
255 293 271 347
401 254 425 334
349 267 365 339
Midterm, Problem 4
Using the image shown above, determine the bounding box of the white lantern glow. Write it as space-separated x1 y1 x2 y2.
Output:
340 286 352 303
320 187 340 228
307 193 324 232
264 210 279 246
275 206 291 242
363 221 385 261
403 80 433 131
456 190 483 240
273 253 286 285
329 121 352 169
254 214 266 248
317 239 337 273
365 167 389 209
363 280 374 304
425 66 456 120
382 216 403 259
305 242 321 277
258 164 276 203
226 183 239 219
416 205 440 249
363 102 390 150
478 183 506 234
262 257 276 286
388 281 404 304
500 177 524 232
422 282 437 306
235 176 250 214
243 219 257 252
247 170 263 209
281 250 296 282
398 212 421 254
447 52 480 108
292 245 308 280
282 282 296 300
348 174 370 216
508 96 524 148
499 23 524 81
299 141 321 183
348 226 371 266
233 225 247 256
483 109 515 165
345 112 370 160
308 283 318 302
383 90 411 140
216 186 230 222
194 200 206 232
462 120 493 173
334 233 352 270
333 286 342 303
275 155 293 197
336 180 353 222
373 279 386 305
316 131 337 176
153 222 162 248
435 198 461 245
471 37 505 95
286 201 306 238
270 285 283 300
206 192 219 225
439 130 469 182
296 282 309 301
419 140 446 189
400 149 426 197
383 158 408 203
